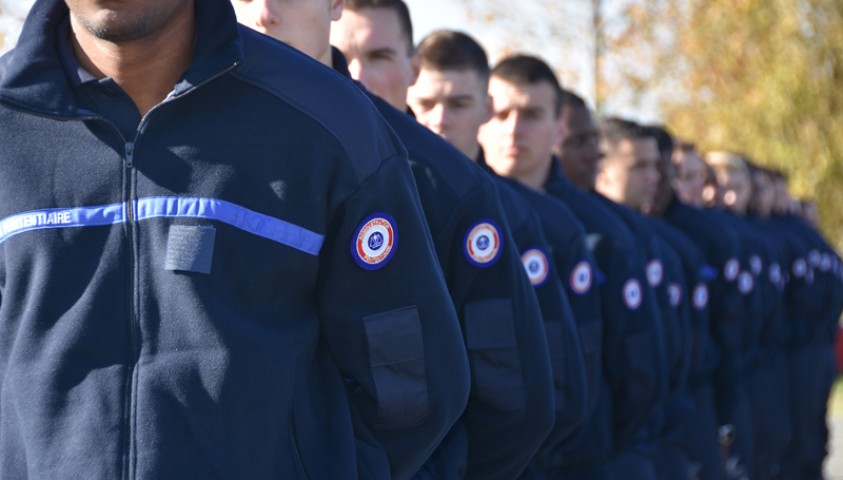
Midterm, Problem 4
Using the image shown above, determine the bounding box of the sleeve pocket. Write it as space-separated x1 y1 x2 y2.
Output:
464 299 525 411
578 320 603 405
364 306 428 429
625 331 657 403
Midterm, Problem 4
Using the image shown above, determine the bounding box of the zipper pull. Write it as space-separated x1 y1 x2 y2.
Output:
125 142 135 168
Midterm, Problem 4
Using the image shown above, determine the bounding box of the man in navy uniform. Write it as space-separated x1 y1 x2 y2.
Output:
409 30 607 477
236 1 564 478
480 54 668 480
0 0 472 478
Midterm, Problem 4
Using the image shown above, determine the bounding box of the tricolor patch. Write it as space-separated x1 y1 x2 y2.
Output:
792 258 808 278
623 279 643 310
749 255 763 276
522 248 550 287
723 258 740 281
464 221 502 267
646 259 664 287
352 213 397 270
668 283 682 307
692 284 709 310
570 261 593 295
738 271 754 294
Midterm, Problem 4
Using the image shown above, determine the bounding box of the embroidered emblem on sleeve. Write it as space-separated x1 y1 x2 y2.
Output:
522 248 550 287
821 254 832 272
571 261 593 295
738 271 754 294
749 255 763 276
646 259 664 287
668 283 682 307
352 213 397 270
464 220 502 267
692 283 709 310
723 258 740 281
623 279 643 310
792 258 808 278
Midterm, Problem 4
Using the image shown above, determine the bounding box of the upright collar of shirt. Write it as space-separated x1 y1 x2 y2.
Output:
0 0 244 118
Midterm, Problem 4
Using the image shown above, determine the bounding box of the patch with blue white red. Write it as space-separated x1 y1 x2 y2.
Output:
821 254 832 272
792 258 807 278
352 213 398 270
522 248 550 287
749 255 763 276
810 250 821 268
769 263 783 286
646 259 664 287
692 284 709 310
738 271 754 294
571 261 593 295
623 279 643 310
723 258 740 281
464 220 502 267
668 283 682 307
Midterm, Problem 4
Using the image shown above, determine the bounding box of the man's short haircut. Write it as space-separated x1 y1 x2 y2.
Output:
600 117 649 150
345 0 414 54
560 87 588 110
491 54 563 115
674 140 697 154
416 30 490 83
642 125 674 158
705 150 749 178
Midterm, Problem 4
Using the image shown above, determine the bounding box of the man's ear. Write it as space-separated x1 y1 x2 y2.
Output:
408 50 421 87
330 0 346 21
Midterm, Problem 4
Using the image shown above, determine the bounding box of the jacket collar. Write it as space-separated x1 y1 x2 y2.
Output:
0 0 244 118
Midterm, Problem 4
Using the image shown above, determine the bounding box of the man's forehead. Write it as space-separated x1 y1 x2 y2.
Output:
562 105 596 132
418 69 484 93
489 78 554 107
336 8 407 47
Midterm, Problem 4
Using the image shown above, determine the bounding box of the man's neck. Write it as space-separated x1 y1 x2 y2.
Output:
69 4 196 117
516 157 552 191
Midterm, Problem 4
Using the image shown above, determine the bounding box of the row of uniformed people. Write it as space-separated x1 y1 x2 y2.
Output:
230 0 843 478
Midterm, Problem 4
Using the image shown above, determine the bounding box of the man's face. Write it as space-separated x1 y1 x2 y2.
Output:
231 0 343 65
596 137 661 212
714 167 752 214
478 77 559 185
408 68 491 159
558 104 601 190
672 148 706 207
66 0 194 43
751 171 775 217
330 7 418 110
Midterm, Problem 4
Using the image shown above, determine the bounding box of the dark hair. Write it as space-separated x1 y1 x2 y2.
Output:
560 87 588 110
600 117 649 150
345 0 414 54
642 125 674 157
416 30 489 82
491 54 563 115
674 140 697 153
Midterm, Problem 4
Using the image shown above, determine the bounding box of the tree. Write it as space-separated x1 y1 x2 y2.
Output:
657 0 843 250
461 0 843 250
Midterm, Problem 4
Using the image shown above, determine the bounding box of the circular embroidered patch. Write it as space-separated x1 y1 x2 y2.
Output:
464 221 502 267
723 258 740 281
570 261 593 295
352 213 397 270
792 258 807 278
623 279 643 310
646 259 664 287
749 255 763 276
769 263 783 286
738 271 754 294
809 250 821 268
692 284 709 310
821 254 832 272
522 248 550 287
668 283 682 307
